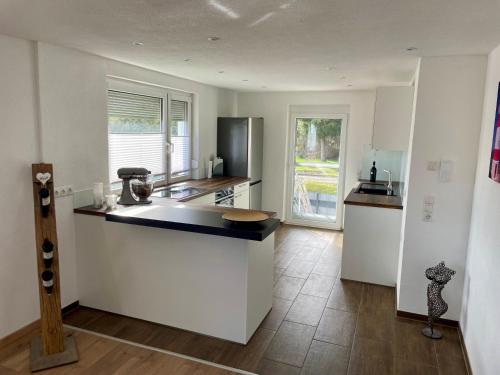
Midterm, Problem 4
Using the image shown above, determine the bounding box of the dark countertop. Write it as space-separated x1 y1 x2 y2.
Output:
344 181 403 210
175 176 251 202
105 204 280 241
74 176 251 217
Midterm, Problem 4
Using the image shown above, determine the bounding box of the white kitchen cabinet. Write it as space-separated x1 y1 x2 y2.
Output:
234 188 250 209
341 204 402 286
189 192 216 205
234 181 250 194
372 86 414 151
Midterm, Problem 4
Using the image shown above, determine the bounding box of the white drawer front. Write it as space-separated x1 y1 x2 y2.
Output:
234 181 250 194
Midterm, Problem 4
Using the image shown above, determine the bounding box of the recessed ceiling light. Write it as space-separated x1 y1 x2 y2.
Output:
183 58 192 62
406 47 418 51
133 41 144 46
327 66 335 71
261 86 267 89
218 70 225 73
242 79 249 82
208 36 220 41
347 84 353 87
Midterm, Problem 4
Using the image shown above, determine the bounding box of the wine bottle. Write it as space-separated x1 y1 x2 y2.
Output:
370 161 377 182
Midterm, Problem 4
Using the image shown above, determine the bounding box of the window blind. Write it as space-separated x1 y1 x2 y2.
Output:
108 90 165 182
170 99 191 177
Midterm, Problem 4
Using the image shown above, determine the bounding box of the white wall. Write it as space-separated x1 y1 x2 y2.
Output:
0 35 40 338
237 91 376 219
460 45 500 375
397 56 487 320
0 35 237 339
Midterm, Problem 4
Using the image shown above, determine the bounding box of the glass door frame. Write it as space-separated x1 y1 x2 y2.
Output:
285 112 348 230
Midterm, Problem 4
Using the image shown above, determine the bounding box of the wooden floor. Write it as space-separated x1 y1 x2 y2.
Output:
0 328 239 374
46 225 466 374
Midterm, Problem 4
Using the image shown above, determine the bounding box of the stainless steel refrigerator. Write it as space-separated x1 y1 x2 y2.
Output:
217 117 263 210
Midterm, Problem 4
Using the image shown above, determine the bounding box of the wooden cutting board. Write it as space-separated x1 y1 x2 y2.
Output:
222 210 269 222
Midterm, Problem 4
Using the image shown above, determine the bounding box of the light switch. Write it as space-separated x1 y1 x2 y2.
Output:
427 161 441 171
439 160 453 182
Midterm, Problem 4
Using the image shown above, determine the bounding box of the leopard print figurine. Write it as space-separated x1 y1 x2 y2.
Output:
422 261 455 339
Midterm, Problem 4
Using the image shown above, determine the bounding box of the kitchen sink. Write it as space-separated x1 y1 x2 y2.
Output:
356 183 393 196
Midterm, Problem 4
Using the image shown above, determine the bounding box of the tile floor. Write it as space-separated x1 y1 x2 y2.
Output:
63 225 469 375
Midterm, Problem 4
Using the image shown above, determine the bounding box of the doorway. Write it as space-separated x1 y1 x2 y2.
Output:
285 113 347 230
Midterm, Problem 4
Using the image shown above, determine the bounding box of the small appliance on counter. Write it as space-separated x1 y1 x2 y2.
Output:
117 167 152 205
212 157 224 177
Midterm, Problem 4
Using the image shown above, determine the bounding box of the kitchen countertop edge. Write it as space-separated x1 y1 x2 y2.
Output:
344 181 404 210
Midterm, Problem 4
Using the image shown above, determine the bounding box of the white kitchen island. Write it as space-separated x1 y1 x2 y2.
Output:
74 202 278 344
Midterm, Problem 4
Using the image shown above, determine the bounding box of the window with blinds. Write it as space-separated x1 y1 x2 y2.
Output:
107 87 192 185
170 99 191 178
108 90 165 183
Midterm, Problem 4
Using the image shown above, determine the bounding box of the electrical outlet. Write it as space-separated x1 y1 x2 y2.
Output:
54 185 74 198
427 161 441 171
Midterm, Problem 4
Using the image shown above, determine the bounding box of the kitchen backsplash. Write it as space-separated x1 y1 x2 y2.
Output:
361 145 407 182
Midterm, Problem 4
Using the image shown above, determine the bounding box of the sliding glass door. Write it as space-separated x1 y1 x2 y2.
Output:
286 114 347 229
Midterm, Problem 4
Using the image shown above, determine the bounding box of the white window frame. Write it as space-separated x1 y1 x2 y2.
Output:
107 78 193 187
285 111 348 230
168 92 193 183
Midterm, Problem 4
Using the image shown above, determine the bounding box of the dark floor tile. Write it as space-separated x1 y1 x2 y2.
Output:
360 284 395 313
144 325 187 350
82 311 129 336
294 246 323 262
261 298 293 331
312 260 340 277
216 328 275 372
274 267 285 285
114 318 160 343
275 251 296 269
434 326 468 375
170 333 229 362
394 319 437 366
356 308 396 343
300 340 349 375
274 276 306 300
314 308 357 347
348 336 394 375
284 259 316 279
257 359 301 375
285 294 327 326
301 273 335 298
278 239 308 255
264 321 316 367
327 279 363 312
63 306 105 327
394 358 439 375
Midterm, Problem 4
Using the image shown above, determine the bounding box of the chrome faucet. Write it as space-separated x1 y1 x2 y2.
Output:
384 169 393 196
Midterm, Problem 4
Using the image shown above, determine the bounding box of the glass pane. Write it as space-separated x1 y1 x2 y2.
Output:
170 100 191 176
292 118 342 222
108 90 162 134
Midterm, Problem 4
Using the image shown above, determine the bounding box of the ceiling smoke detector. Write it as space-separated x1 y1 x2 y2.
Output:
208 36 220 41
133 41 144 46
406 47 418 51
183 58 192 62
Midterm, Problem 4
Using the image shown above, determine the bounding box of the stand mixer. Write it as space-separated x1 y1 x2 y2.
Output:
117 168 152 205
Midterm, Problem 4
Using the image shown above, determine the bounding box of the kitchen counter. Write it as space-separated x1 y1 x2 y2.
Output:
105 203 279 241
344 181 403 209
74 176 251 217
341 180 403 286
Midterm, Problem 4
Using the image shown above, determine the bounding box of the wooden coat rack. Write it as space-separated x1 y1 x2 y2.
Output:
30 163 78 372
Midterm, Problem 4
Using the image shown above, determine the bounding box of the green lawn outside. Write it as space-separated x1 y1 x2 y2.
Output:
295 156 338 164
295 165 338 177
303 180 337 195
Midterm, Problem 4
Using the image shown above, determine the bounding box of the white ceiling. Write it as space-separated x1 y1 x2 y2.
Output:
1 0 500 91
